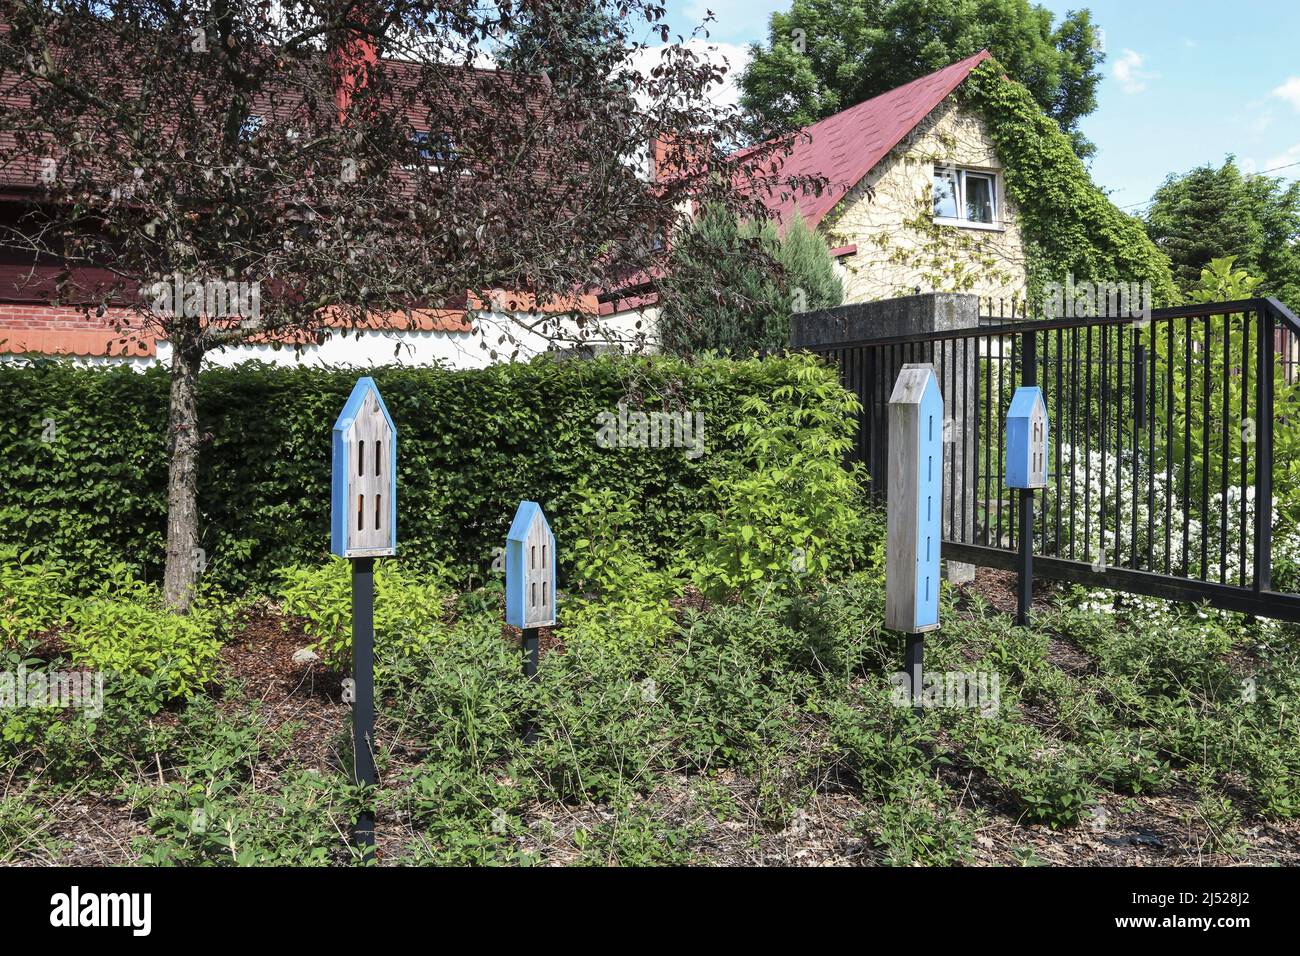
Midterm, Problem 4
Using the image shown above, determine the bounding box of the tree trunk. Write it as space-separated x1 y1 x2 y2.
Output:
163 340 204 610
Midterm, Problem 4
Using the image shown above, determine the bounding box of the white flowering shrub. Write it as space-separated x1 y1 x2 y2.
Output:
978 442 1300 598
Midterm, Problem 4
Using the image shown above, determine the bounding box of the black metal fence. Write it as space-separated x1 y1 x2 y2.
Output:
806 297 1300 621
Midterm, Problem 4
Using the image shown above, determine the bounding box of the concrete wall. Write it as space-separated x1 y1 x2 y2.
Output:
791 292 978 348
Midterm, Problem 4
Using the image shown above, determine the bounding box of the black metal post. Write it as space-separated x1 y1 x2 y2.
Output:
1254 305 1275 593
1134 341 1147 429
905 634 923 715
351 557 376 852
522 626 539 744
1017 490 1033 626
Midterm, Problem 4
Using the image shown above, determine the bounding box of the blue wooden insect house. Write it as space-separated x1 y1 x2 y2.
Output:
885 364 943 634
1005 386 1049 489
330 377 397 558
506 501 556 629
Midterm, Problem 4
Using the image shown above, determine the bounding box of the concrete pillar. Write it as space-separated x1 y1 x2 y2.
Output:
791 293 979 584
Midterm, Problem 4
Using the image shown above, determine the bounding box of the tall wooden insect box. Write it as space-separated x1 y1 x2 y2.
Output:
506 501 556 629
331 377 397 558
1005 386 1049 489
885 364 943 634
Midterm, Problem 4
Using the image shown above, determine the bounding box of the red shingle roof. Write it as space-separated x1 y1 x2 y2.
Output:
0 306 476 358
747 50 992 228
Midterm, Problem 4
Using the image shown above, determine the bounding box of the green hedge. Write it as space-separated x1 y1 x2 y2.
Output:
0 354 846 593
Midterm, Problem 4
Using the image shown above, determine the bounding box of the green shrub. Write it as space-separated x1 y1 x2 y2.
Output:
564 479 681 646
0 550 221 701
378 607 527 771
2 671 172 787
574 809 699 866
524 641 667 802
0 547 72 651
829 688 974 865
0 784 66 863
133 769 357 866
657 205 842 358
654 608 799 771
691 360 869 599
958 715 1095 829
61 570 223 700
388 760 534 866
276 558 450 670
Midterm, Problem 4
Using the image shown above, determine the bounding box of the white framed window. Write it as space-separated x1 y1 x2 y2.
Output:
933 165 1000 229
405 131 458 172
239 114 264 143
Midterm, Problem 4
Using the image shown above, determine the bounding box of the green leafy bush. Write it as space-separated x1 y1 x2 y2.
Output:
691 358 869 598
563 479 681 647
0 549 221 700
388 760 534 866
959 715 1095 829
574 810 699 866
63 570 223 700
134 769 356 866
526 641 667 802
829 688 975 865
276 559 449 670
0 547 72 651
379 607 526 770
657 206 842 358
128 694 357 866
655 608 799 771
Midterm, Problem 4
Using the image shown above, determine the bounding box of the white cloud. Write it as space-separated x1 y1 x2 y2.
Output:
1112 49 1155 94
1263 143 1300 177
625 39 752 111
1272 77 1300 112
619 40 752 180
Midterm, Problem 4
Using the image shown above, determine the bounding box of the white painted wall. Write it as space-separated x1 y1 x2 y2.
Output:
2 308 660 370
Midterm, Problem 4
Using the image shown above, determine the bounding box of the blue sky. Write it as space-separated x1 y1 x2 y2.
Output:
656 0 1300 210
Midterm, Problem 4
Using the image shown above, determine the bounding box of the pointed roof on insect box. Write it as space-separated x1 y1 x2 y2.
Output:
507 501 552 543
1007 385 1046 421
888 364 940 406
333 376 395 436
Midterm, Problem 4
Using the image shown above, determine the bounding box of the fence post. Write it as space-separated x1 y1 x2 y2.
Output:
791 293 979 584
1254 304 1274 593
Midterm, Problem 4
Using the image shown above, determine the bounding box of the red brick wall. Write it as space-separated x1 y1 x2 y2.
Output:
0 303 155 357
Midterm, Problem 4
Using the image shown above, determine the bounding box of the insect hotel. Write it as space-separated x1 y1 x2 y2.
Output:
506 501 556 629
331 377 397 558
885 364 943 634
1005 386 1049 490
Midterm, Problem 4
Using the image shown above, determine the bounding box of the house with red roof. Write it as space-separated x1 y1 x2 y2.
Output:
604 50 1029 330
3 49 1026 364
0 45 627 369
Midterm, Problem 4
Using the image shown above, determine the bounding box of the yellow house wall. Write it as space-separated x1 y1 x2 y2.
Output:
821 97 1028 306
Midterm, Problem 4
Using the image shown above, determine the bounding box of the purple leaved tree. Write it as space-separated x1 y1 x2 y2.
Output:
0 1 809 607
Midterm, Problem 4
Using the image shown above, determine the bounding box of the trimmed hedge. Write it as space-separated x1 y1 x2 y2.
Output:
0 354 846 593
